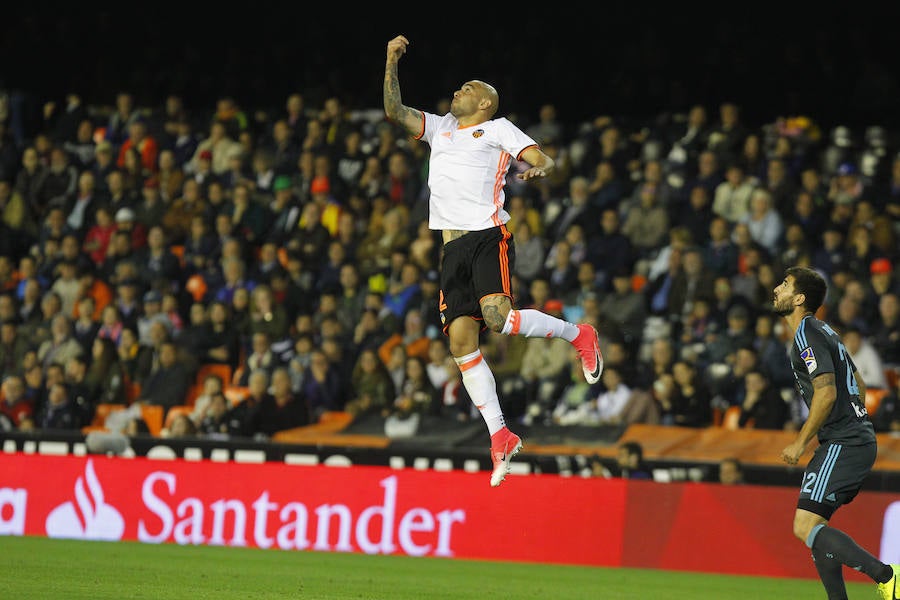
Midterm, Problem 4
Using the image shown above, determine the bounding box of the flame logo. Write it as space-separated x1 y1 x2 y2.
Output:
45 459 125 540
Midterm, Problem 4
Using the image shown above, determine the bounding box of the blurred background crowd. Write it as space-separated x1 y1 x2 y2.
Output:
1 8 899 443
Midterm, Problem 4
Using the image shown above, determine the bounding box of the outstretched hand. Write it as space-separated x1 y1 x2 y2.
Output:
517 167 548 181
387 35 409 63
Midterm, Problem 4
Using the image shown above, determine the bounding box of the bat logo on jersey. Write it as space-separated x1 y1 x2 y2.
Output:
800 347 817 374
473 129 485 138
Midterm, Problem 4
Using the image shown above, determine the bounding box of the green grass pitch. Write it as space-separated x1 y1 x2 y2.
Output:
0 536 875 599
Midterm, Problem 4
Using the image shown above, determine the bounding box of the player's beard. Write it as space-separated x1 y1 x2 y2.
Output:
773 295 793 317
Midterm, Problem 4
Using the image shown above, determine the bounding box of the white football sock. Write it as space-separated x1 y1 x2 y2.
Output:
501 308 579 341
454 349 505 435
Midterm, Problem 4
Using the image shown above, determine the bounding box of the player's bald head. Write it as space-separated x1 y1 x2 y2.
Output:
471 80 499 117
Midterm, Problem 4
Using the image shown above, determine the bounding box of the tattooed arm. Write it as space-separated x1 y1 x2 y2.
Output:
384 35 423 136
781 373 837 465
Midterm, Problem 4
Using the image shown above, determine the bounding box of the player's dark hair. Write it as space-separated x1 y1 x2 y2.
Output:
621 441 643 462
786 266 827 313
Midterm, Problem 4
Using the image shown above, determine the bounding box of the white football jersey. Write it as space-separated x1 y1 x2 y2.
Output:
416 112 538 231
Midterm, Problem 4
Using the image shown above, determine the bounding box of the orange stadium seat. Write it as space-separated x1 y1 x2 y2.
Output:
721 405 744 430
224 386 250 406
141 405 165 437
185 274 207 302
169 244 185 267
866 388 888 416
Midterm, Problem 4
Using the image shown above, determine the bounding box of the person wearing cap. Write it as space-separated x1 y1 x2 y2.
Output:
136 288 171 346
113 205 147 250
871 258 900 296
265 175 301 246
135 176 168 229
828 161 866 206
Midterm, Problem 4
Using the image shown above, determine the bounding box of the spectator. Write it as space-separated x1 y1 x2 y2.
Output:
737 369 789 430
0 374 35 431
345 347 395 419
712 162 755 225
614 441 652 479
705 304 756 366
72 296 100 352
189 373 225 427
38 381 81 431
136 340 192 415
665 359 713 427
237 331 279 386
84 336 126 406
38 146 79 211
37 313 83 369
189 120 242 177
116 119 159 175
621 177 670 259
872 292 900 367
550 358 597 426
871 258 900 297
741 188 784 257
245 366 309 438
164 413 198 438
843 327 889 389
597 269 647 349
389 355 440 420
135 289 171 347
197 390 232 437
247 283 289 342
518 311 573 421
162 178 207 245
300 348 344 422
718 457 745 485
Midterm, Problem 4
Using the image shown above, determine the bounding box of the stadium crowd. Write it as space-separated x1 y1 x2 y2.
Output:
0 87 899 442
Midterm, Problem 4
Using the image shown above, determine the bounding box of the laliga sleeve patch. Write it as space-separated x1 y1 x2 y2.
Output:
800 347 817 373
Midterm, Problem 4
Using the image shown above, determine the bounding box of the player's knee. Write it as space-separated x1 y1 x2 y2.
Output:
449 339 477 357
792 522 809 543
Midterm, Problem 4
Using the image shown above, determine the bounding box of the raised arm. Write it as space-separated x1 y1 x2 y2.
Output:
384 35 423 136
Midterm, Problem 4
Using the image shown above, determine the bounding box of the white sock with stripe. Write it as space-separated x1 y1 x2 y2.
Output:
454 349 505 435
501 308 579 341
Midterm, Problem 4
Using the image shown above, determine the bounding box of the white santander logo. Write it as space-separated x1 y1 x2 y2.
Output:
45 459 125 540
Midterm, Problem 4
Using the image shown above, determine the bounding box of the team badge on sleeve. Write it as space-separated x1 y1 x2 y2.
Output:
800 347 817 373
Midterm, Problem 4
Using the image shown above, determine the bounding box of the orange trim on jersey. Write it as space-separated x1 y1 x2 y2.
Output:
491 152 511 226
413 111 426 140
457 353 484 372
478 292 513 305
439 290 447 312
498 224 512 295
516 144 538 161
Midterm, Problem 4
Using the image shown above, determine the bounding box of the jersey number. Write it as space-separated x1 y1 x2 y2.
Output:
836 342 860 396
802 472 816 494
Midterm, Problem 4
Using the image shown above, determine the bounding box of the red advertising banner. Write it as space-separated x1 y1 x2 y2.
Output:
2 452 898 581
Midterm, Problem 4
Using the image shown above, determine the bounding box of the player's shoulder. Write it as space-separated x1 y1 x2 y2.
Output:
488 116 520 131
797 316 836 346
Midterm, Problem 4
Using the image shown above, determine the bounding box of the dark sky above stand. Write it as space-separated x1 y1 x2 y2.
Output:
3 6 900 131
